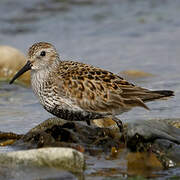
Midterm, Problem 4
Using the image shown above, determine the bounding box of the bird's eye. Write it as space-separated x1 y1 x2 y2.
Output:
40 51 46 57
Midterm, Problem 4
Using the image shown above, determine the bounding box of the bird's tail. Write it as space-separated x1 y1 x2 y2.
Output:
143 90 174 102
152 90 174 97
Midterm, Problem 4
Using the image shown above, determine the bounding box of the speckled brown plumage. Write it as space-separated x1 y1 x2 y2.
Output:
10 42 174 126
55 61 149 115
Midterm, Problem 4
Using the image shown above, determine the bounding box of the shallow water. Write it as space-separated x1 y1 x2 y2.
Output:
0 0 180 179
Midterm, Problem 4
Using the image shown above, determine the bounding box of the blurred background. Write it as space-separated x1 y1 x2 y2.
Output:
0 0 180 132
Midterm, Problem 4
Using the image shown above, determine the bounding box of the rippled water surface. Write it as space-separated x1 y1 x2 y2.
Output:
0 0 180 179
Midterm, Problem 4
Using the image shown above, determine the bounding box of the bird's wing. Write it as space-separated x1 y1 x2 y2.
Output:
55 61 152 115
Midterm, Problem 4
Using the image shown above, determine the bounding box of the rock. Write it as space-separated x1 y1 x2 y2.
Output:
0 46 30 85
126 119 180 168
119 70 154 79
152 139 180 168
126 119 180 150
0 147 85 173
0 131 22 146
17 117 122 151
167 119 180 129
92 117 116 128
1 117 180 171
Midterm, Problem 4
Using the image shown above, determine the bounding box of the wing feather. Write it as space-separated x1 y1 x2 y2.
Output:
56 61 155 115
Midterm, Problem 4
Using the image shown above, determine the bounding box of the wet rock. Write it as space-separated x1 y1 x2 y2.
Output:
152 139 180 168
16 118 122 152
0 46 30 85
0 131 22 146
92 117 116 128
126 119 180 168
14 118 180 165
126 119 180 151
1 117 180 172
0 147 85 173
167 119 180 129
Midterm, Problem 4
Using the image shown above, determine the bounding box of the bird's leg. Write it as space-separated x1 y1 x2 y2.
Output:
111 116 124 133
111 116 127 144
86 119 91 126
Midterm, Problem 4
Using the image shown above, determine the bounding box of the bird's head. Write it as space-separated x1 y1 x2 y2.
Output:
9 42 59 84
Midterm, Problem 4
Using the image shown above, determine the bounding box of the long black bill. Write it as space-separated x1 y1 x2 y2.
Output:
9 60 32 84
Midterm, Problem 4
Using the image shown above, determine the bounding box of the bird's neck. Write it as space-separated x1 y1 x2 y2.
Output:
30 59 61 100
31 68 49 96
31 59 60 82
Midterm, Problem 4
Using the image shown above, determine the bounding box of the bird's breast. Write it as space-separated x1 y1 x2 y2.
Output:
30 70 83 113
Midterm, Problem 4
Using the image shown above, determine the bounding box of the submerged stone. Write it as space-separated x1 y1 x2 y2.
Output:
127 152 163 176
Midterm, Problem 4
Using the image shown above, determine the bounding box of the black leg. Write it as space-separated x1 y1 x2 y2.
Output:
111 117 123 133
86 119 91 126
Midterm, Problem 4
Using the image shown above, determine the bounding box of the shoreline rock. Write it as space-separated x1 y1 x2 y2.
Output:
0 45 30 86
0 117 179 178
0 147 85 173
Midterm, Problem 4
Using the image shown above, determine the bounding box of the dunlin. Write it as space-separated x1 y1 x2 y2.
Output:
10 42 174 129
